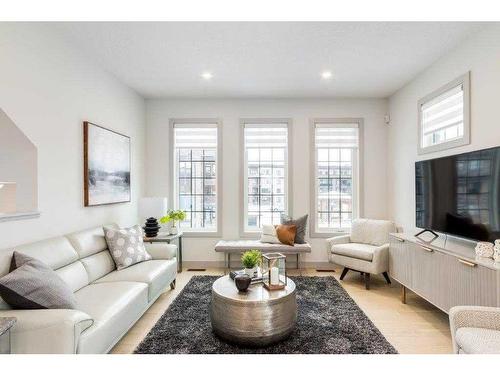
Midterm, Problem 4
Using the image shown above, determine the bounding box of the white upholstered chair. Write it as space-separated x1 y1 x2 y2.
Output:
326 219 396 290
449 306 500 354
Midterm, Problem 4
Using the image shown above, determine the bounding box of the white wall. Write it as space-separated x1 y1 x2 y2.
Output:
387 24 500 232
146 98 389 265
0 23 146 249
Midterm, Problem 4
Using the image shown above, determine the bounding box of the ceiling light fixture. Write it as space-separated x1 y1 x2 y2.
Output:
321 71 333 80
201 72 213 80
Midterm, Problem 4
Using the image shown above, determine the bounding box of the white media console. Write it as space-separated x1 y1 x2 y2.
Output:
389 232 500 313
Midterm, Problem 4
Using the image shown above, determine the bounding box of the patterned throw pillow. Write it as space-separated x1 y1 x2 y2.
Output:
281 214 308 244
104 225 152 270
0 252 77 309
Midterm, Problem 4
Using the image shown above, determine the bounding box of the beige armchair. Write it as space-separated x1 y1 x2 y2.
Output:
326 219 396 289
449 306 500 354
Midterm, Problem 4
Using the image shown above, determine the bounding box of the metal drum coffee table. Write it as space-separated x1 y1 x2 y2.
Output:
210 275 297 347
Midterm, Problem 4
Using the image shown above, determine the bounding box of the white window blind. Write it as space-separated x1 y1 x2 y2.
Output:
243 123 289 231
421 83 464 149
173 123 218 232
313 122 359 232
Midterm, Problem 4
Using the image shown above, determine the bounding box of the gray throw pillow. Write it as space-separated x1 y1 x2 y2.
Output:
0 252 77 309
281 214 308 244
104 225 152 270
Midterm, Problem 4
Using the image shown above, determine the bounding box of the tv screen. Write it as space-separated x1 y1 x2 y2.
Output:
416 146 500 242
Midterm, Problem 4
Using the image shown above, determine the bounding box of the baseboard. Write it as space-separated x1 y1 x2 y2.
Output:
182 260 334 270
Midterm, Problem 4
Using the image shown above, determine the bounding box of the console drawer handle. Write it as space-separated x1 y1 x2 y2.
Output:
458 259 477 267
419 245 433 252
395 238 405 243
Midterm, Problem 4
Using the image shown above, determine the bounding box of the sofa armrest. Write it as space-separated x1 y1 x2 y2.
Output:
0 309 93 354
144 242 177 260
449 306 500 353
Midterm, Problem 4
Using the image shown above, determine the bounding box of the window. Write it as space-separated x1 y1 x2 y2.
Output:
311 119 362 236
171 120 221 234
242 120 291 232
418 72 470 154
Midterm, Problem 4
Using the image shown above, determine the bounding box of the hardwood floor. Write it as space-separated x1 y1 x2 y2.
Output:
110 267 452 354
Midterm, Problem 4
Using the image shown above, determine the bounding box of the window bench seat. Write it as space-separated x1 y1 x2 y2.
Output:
214 240 311 269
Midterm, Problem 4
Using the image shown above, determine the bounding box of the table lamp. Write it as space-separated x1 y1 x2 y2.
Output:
139 197 167 238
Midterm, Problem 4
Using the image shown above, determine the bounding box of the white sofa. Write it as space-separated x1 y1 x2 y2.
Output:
0 225 177 354
326 219 396 289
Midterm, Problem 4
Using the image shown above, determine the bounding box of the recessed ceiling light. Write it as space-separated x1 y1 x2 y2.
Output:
201 72 213 80
321 71 333 80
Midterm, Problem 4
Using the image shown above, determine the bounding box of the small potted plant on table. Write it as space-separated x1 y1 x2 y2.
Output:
241 249 262 277
160 209 186 235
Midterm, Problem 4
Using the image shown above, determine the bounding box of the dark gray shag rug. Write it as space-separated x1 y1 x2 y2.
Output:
134 276 397 354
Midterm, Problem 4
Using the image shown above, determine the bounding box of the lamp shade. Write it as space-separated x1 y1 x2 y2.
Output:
139 197 168 219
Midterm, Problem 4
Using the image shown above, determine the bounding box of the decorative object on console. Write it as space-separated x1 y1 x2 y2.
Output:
83 122 131 206
241 249 261 277
262 252 287 291
281 214 308 244
104 225 152 270
139 197 168 238
229 269 262 284
160 209 186 235
260 224 280 244
234 273 252 292
0 252 77 310
475 241 494 258
494 240 500 263
276 224 296 246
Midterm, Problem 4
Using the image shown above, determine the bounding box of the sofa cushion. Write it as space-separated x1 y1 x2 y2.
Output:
94 259 176 301
350 219 396 246
455 327 500 354
0 252 77 309
75 281 148 354
67 226 110 258
331 243 378 261
104 225 152 270
80 250 116 283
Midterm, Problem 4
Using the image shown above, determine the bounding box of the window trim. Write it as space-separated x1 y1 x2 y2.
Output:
417 71 471 155
239 118 293 237
309 118 364 238
169 118 223 238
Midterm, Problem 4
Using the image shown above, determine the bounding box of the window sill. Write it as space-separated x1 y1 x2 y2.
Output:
181 231 221 238
0 211 40 223
309 231 349 239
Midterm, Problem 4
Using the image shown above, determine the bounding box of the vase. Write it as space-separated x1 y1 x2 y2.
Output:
475 241 494 258
234 274 252 292
170 226 178 235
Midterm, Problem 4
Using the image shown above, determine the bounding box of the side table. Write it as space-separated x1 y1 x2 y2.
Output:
144 232 183 272
0 317 16 354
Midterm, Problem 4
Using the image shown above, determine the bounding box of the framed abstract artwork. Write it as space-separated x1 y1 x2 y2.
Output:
84 122 131 206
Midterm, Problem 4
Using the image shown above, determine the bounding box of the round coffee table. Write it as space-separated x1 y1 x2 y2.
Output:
210 275 297 347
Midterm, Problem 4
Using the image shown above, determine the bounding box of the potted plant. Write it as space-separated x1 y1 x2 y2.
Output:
241 249 262 277
159 209 186 234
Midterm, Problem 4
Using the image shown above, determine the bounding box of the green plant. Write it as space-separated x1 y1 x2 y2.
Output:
159 210 186 226
241 249 262 269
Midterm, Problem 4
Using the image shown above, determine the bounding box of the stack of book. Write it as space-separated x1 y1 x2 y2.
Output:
229 269 263 284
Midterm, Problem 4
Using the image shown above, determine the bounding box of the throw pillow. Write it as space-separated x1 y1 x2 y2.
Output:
281 214 308 244
260 224 281 244
276 224 297 246
104 225 152 270
0 252 77 309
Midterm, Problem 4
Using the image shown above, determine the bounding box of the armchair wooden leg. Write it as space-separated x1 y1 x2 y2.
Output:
170 279 176 289
382 272 391 284
340 267 349 280
364 273 370 290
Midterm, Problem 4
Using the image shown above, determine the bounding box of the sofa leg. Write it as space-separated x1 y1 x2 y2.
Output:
340 267 349 280
364 273 370 290
170 279 176 289
382 272 391 284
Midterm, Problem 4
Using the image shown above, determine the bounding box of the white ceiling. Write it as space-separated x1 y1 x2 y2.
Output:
53 22 484 99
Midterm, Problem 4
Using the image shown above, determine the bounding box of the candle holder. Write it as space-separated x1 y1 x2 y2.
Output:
261 252 287 291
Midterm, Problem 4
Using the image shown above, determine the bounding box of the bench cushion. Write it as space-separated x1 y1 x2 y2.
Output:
214 240 311 253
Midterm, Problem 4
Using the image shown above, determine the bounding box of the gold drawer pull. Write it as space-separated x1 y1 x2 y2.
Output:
419 245 434 252
458 259 477 267
396 237 405 243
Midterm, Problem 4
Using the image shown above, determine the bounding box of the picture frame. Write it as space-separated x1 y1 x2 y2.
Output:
83 121 131 206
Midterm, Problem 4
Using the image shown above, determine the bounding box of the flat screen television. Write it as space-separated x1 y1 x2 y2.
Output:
416 146 500 242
